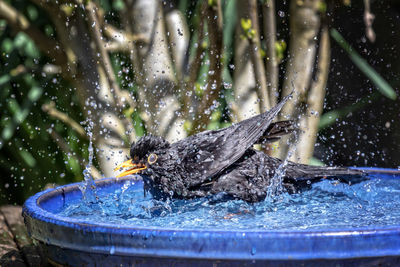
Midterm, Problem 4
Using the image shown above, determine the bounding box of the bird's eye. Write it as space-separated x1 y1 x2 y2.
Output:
147 153 158 164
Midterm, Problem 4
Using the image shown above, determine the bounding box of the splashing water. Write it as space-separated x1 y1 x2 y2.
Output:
58 174 400 230
78 120 98 203
266 132 298 200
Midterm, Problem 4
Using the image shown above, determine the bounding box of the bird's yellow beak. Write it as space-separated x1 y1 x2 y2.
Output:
114 159 147 178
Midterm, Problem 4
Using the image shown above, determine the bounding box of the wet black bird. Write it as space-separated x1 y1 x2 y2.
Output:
115 95 364 202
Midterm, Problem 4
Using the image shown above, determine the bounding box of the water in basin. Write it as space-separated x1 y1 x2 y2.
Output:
57 174 400 230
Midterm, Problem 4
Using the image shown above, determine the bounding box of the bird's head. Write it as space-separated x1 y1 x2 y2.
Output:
114 135 170 178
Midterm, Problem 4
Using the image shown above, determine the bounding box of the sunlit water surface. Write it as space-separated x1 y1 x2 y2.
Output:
58 176 400 230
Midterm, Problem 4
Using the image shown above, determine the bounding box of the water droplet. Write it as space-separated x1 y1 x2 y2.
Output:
223 82 232 89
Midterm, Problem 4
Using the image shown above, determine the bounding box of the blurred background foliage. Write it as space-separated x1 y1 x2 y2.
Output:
0 0 399 205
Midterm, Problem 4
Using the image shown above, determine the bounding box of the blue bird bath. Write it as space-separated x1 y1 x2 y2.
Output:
23 168 400 266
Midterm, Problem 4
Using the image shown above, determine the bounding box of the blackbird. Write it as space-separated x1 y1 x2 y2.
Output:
115 94 364 202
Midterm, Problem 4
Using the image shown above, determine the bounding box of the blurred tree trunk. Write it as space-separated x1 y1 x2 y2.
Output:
277 0 323 163
124 0 225 136
263 0 279 108
125 0 187 142
233 1 259 121
295 24 330 164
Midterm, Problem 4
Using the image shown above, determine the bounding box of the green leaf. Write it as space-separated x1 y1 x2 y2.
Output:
318 110 340 130
98 0 111 11
0 84 43 147
330 29 397 100
60 4 75 16
222 0 236 62
194 82 204 97
240 18 252 31
1 122 13 141
7 99 22 118
27 5 39 21
133 112 145 137
66 154 81 178
318 1 327 13
44 25 54 37
275 40 287 62
178 0 188 15
28 86 43 102
319 92 379 130
206 121 220 130
208 0 217 7
0 19 6 29
14 32 28 49
25 40 40 58
112 0 125 11
309 157 325 166
13 32 40 58
0 84 10 100
183 120 192 133
2 38 14 53
19 150 36 168
210 110 221 122
0 74 10 86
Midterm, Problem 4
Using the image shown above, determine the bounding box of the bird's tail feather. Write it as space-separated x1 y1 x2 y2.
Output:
286 164 367 185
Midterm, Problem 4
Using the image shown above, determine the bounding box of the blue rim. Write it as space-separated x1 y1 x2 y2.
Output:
23 167 400 260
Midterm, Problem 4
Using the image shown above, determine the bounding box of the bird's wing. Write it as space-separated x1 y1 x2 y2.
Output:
175 94 292 187
257 120 295 143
